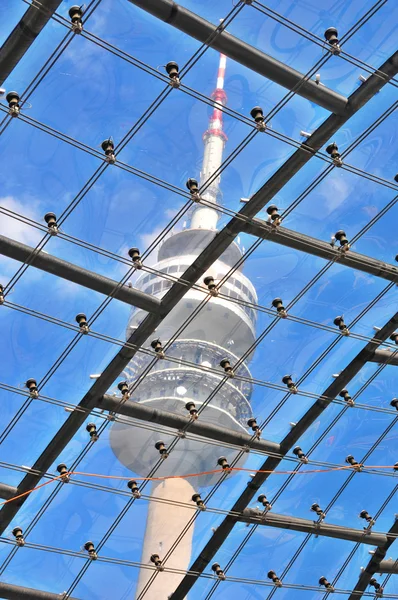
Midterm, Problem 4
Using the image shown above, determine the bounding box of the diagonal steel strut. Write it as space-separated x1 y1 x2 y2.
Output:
238 508 389 546
242 219 398 283
127 0 348 114
0 234 161 314
0 0 63 85
169 311 398 599
0 49 396 554
347 518 398 599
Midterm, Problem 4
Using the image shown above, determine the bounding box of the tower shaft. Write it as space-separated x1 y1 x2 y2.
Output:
110 55 258 600
191 54 227 231
135 479 195 599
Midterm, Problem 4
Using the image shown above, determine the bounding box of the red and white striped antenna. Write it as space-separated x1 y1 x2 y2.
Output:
204 53 228 143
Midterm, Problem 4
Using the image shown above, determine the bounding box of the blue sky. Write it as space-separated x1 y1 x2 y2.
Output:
0 0 397 598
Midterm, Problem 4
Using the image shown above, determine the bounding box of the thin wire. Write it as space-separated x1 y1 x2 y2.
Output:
1 2 396 592
1 536 397 598
0 0 103 137
251 0 398 89
210 389 398 600
0 0 251 438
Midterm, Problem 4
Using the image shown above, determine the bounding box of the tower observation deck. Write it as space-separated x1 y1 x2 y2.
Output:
109 54 258 598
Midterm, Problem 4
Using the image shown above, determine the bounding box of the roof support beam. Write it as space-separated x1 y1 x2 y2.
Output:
377 559 398 574
169 311 398 599
242 219 398 283
0 0 63 85
369 349 398 366
347 519 398 599
0 482 18 501
0 309 164 534
1 47 396 560
0 582 79 600
238 509 388 546
159 52 398 321
127 0 348 114
0 234 161 314
99 394 281 455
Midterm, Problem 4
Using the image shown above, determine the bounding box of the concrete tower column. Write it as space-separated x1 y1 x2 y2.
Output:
135 479 196 599
110 53 258 600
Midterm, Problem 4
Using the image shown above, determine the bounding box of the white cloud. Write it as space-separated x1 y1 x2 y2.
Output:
0 195 42 246
0 195 43 281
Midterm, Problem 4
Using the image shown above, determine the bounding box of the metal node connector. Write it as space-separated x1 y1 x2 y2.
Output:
319 576 334 592
335 229 350 251
311 503 326 520
185 401 198 420
128 247 142 269
293 446 309 464
359 509 375 528
192 492 206 510
44 212 58 235
84 541 98 560
165 61 180 88
212 562 226 580
151 339 165 359
155 440 169 459
339 389 354 406
220 358 234 377
217 456 231 472
25 378 39 398
272 297 287 318
324 27 341 55
389 332 398 345
127 479 141 498
346 454 362 471
69 5 84 32
258 494 272 510
6 91 20 117
12 526 25 546
150 553 164 570
250 106 266 131
266 204 281 225
334 315 350 336
76 312 89 333
247 417 261 439
203 275 218 296
282 374 297 394
117 380 129 399
101 138 116 164
86 422 99 442
369 577 384 597
390 398 398 411
326 141 343 166
268 570 282 587
186 178 200 201
56 463 70 483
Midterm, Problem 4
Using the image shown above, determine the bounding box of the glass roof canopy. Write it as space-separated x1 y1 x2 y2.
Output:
0 0 397 599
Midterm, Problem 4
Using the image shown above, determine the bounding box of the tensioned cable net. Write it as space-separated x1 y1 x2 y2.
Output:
0 0 397 599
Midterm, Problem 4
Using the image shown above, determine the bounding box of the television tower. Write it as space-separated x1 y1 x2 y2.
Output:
110 54 258 599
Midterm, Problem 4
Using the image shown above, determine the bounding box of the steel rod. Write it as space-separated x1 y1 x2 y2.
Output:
369 349 398 366
239 508 388 546
0 0 63 85
0 234 161 314
169 310 398 599
348 519 398 599
242 219 398 283
127 0 348 114
0 483 18 501
99 394 281 455
0 582 79 600
378 559 398 574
